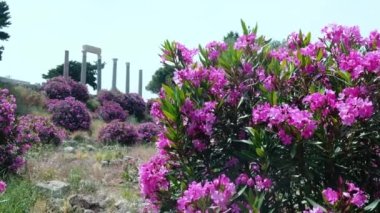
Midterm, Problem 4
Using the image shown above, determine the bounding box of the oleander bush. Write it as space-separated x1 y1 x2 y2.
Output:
97 101 128 123
47 97 91 131
138 21 380 212
137 122 162 143
97 90 146 121
17 115 67 145
43 76 89 102
98 120 139 145
0 89 30 173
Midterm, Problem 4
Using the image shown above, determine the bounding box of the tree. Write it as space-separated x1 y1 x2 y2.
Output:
42 61 103 90
0 1 11 61
223 31 239 45
146 65 175 94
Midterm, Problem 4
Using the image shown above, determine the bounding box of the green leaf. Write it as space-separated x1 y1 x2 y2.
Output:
316 48 324 61
233 139 253 145
162 84 174 98
241 19 249 35
364 199 380 211
290 144 297 159
163 110 176 122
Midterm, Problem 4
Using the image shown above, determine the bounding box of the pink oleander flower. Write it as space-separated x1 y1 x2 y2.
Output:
156 133 171 150
174 67 227 98
235 33 256 50
322 24 363 49
206 41 228 61
0 89 17 135
0 180 6 193
139 153 169 206
338 50 364 79
175 42 198 65
346 182 368 208
322 187 339 205
303 207 324 213
287 32 304 50
336 88 373 126
177 174 236 211
278 129 293 145
366 30 380 50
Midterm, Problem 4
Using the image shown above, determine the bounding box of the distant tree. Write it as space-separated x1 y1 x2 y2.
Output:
223 31 239 45
0 1 11 61
42 61 104 90
146 65 175 94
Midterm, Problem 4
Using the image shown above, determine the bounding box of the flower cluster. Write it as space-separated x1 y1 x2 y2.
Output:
43 76 89 102
174 67 227 98
48 97 91 131
235 33 256 50
336 87 374 125
181 99 217 151
177 174 236 212
138 122 162 143
17 115 66 145
0 180 6 193
252 103 317 145
98 120 139 145
97 101 127 123
139 153 169 208
206 41 228 61
322 182 368 208
0 89 16 135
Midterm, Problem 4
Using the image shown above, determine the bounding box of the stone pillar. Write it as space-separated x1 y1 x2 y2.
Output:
138 69 143 97
80 51 87 84
125 62 130 94
97 55 102 93
63 50 69 78
112 58 118 91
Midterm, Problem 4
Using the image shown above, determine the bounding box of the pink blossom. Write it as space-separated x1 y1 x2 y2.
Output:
0 181 6 193
322 187 339 205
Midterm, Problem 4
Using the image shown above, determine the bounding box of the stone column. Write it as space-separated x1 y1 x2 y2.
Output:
112 58 118 91
97 55 102 93
80 51 87 84
138 69 143 96
125 62 130 94
63 50 69 78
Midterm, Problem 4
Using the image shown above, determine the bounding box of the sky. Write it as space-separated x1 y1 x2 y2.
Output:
0 0 379 99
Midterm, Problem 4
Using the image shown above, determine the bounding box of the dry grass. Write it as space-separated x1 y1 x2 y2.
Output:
24 142 156 204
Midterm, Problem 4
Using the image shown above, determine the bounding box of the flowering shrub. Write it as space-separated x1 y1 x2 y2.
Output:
0 89 16 136
97 101 127 123
43 76 89 102
137 122 162 143
120 93 146 121
98 120 139 145
0 89 30 173
0 181 6 193
139 21 380 212
48 97 91 131
97 90 146 120
17 115 67 145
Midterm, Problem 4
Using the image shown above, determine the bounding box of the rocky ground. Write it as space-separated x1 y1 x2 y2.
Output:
22 136 156 213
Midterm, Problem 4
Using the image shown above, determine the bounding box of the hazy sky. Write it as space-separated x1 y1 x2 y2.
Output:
0 0 379 99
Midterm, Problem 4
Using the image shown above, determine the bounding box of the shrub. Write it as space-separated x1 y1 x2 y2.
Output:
48 97 91 131
10 85 46 115
97 89 123 105
97 90 146 120
97 101 127 123
0 89 30 173
98 120 139 145
139 22 380 212
137 122 162 143
120 93 146 121
43 76 89 102
17 115 67 145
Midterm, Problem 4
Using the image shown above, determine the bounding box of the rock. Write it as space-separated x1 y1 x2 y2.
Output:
68 194 103 212
48 198 65 212
86 145 96 151
114 200 128 213
101 160 109 167
84 210 95 213
36 180 70 198
64 146 75 153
